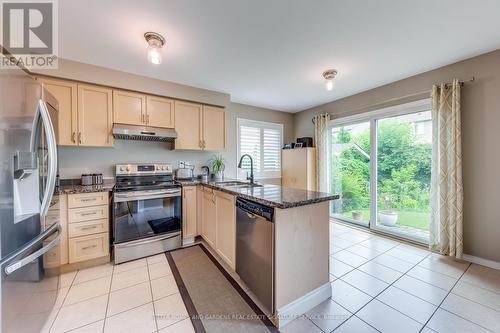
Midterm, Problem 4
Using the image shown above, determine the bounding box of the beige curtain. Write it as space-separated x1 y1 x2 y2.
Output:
313 113 331 192
430 79 463 258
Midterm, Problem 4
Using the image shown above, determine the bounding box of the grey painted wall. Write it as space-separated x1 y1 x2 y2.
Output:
294 49 500 262
44 60 294 181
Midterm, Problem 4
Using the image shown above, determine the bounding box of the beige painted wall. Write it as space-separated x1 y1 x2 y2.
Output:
294 49 500 262
42 60 294 182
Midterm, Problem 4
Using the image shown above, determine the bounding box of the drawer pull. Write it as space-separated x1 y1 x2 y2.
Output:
80 211 97 216
82 245 97 250
80 226 97 230
81 198 97 202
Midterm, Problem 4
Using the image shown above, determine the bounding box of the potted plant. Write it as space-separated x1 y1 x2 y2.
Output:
352 210 363 221
209 154 225 181
379 194 398 226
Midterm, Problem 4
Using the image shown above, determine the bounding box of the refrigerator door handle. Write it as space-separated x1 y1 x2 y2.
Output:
36 100 58 217
3 223 61 275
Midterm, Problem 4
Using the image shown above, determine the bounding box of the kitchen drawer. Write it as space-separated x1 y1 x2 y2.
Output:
68 219 109 238
44 211 60 227
68 233 109 263
68 192 108 208
68 205 108 223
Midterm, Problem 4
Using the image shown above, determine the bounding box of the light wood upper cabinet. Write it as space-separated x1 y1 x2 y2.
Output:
38 78 78 146
113 90 146 126
174 101 203 150
215 190 236 269
174 101 226 150
201 187 216 247
146 96 174 128
203 106 226 150
77 84 113 147
182 186 197 239
282 148 316 191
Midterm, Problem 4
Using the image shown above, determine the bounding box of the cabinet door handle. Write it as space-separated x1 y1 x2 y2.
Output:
141 114 145 124
82 244 97 250
199 140 203 148
72 132 76 143
78 132 82 144
80 225 97 231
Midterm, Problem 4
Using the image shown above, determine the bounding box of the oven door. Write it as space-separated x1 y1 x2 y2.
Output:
113 189 182 245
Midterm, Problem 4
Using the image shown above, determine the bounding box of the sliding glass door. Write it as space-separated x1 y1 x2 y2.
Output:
331 121 371 227
330 100 432 244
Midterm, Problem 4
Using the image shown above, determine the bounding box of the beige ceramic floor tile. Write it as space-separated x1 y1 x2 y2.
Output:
147 253 168 265
63 276 111 306
377 286 437 324
111 265 149 291
337 231 371 243
305 299 351 332
280 316 322 333
60 271 77 288
407 265 458 291
441 293 500 332
357 299 422 333
151 275 179 301
340 270 388 297
148 261 173 280
393 275 448 306
73 263 113 285
462 265 500 294
418 255 469 279
113 258 148 274
452 280 500 312
158 318 195 333
331 279 372 312
358 236 398 252
427 308 491 333
335 316 379 333
104 303 156 333
330 257 355 278
154 293 189 330
331 236 356 250
372 253 414 273
333 250 369 267
385 247 428 264
345 244 382 260
50 295 107 333
68 320 104 333
358 261 403 284
107 281 152 317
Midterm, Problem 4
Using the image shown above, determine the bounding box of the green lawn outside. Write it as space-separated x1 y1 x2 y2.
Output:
341 209 430 231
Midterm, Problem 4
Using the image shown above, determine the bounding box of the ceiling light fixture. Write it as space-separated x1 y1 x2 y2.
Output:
322 69 338 91
144 32 165 65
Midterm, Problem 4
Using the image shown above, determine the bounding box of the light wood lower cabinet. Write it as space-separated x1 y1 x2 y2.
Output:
67 192 110 264
201 187 216 247
182 186 197 239
43 194 68 268
68 233 109 264
214 190 236 269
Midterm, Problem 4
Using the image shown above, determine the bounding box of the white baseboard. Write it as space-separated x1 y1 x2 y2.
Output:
463 253 500 270
275 282 331 328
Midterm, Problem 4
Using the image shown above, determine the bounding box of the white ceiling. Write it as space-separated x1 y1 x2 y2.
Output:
59 0 500 112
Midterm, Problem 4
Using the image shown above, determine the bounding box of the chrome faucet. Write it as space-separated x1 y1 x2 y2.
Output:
237 154 254 184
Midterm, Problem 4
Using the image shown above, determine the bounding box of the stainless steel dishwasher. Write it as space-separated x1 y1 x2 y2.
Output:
236 197 274 314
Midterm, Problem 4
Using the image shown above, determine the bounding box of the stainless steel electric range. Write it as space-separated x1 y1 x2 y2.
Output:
112 163 182 264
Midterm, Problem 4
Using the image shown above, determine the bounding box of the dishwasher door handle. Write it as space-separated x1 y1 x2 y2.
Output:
245 212 257 220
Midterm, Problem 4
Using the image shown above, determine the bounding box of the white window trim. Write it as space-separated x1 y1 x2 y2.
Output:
236 118 284 179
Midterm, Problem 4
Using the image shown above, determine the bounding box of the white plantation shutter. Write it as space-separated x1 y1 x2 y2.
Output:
237 119 283 178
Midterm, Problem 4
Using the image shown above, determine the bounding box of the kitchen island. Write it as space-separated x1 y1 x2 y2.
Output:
178 179 339 328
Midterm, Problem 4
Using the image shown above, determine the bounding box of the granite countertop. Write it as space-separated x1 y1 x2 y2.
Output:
57 181 115 194
176 179 339 209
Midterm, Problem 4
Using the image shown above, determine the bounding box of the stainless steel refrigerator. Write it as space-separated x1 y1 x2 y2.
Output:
0 67 61 333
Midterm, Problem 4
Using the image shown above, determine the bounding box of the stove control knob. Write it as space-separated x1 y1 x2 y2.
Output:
126 167 130 172
119 166 124 172
161 166 165 170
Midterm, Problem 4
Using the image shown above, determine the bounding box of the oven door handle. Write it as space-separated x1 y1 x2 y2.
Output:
114 190 181 202
114 232 181 248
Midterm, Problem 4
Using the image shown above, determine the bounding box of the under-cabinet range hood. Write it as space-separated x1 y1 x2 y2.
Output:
112 124 177 142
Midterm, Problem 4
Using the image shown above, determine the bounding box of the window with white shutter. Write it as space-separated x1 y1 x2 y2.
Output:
237 118 283 179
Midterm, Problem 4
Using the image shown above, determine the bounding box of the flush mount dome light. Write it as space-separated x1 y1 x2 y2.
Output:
323 69 338 91
144 32 165 65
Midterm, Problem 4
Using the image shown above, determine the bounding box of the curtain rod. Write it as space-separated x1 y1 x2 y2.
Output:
311 76 475 124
